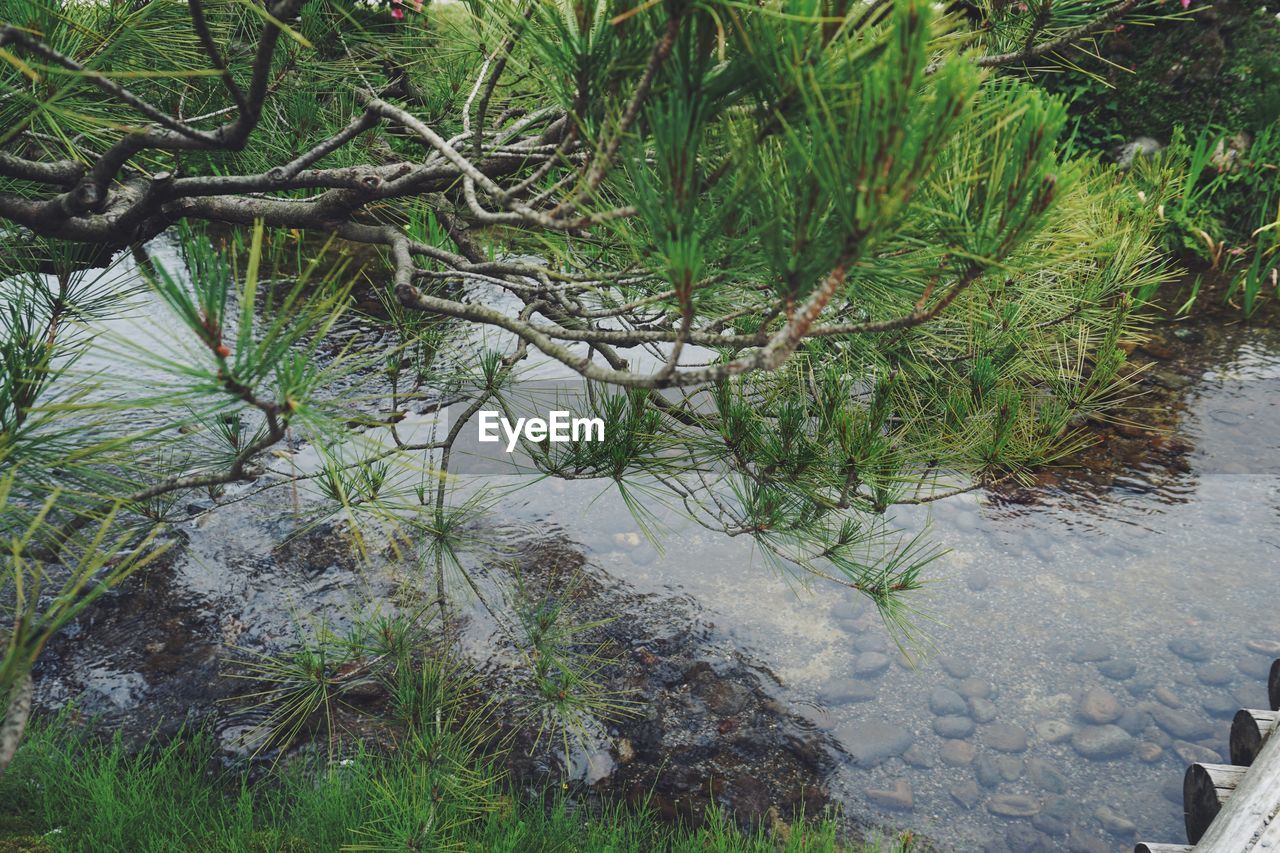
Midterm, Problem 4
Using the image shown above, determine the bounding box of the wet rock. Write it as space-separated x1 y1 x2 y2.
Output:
615 738 636 765
865 779 913 811
940 739 977 766
934 715 976 739
1126 674 1156 698
1071 725 1135 759
929 687 969 717
1006 825 1053 852
966 570 991 592
975 754 1002 788
1136 742 1163 763
1153 686 1183 708
1152 706 1212 740
1196 662 1236 686
1162 776 1184 805
1078 687 1122 724
836 720 914 767
822 682 878 704
1246 639 1280 656
1095 805 1137 836
1035 720 1074 744
957 677 994 699
1096 659 1137 680
996 755 1024 782
969 697 998 724
951 780 982 809
852 651 890 677
688 668 752 715
1114 708 1152 736
853 633 889 654
1203 694 1239 719
900 744 934 769
939 656 974 679
983 723 1029 753
1066 828 1109 853
612 531 642 549
987 794 1041 818
1174 740 1221 763
1026 758 1067 794
1071 641 1112 663
1032 813 1070 837
1168 637 1212 662
1237 654 1273 680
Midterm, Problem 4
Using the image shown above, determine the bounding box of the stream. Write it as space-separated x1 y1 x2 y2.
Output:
19 236 1280 852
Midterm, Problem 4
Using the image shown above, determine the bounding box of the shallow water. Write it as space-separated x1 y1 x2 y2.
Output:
458 315 1280 850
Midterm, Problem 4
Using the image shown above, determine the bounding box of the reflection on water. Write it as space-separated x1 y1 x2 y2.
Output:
484 316 1280 850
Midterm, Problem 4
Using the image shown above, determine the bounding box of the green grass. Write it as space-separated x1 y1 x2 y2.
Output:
0 716 911 853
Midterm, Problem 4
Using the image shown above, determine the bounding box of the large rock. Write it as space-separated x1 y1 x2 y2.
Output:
1151 706 1212 741
865 779 913 811
1079 687 1122 724
1071 724 1135 759
988 794 1041 817
934 715 976 739
836 720 914 767
983 723 1029 753
929 686 969 717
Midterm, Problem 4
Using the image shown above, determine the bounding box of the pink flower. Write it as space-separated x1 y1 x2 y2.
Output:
390 1 403 18
1180 0 1191 8
412 0 423 10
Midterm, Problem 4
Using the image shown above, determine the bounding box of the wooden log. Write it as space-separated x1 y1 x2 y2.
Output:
1230 709 1279 766
1270 658 1280 712
1184 763 1248 844
1133 844 1194 853
1194 708 1280 852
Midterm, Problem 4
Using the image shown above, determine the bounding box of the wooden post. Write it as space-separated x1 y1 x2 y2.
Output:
1270 658 1280 712
1133 845 1194 853
1183 763 1248 844
1194 703 1280 851
1229 709 1278 766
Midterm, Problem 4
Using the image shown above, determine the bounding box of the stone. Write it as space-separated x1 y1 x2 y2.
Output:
836 720 914 767
1203 694 1238 719
852 651 890 677
1126 674 1156 698
1066 829 1109 853
1161 776 1184 805
612 531 642 549
1246 639 1280 656
966 570 991 592
1114 708 1151 736
1153 686 1183 708
957 677 994 699
1168 637 1212 662
1035 720 1074 744
934 715 976 739
950 781 981 809
1097 659 1137 680
929 687 969 717
902 744 936 768
1026 758 1067 794
983 723 1029 753
1006 826 1053 852
1095 805 1136 836
1174 740 1221 764
1032 813 1070 837
940 739 977 766
970 697 998 724
996 755 1024 782
975 754 1002 788
1197 662 1236 686
822 681 879 703
1151 707 1212 741
1078 687 1122 724
987 794 1041 818
1238 654 1273 680
939 656 974 679
865 779 913 811
1136 741 1163 763
1071 725 1135 760
1071 640 1112 663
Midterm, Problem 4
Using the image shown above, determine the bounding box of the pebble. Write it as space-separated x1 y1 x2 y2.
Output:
854 632 889 653
1246 639 1280 656
1032 813 1070 837
929 687 969 717
1203 694 1239 719
987 794 1041 818
1197 663 1236 686
970 697 999 724
1095 806 1137 836
1066 829 1109 853
975 754 1002 788
612 531 642 549
1161 776 1184 805
836 720 915 767
1071 640 1112 663
1006 825 1053 852
1114 708 1152 736
902 744 935 769
957 677 994 699
865 779 913 811
1026 758 1067 794
1174 740 1221 763
1035 720 1074 744
1078 687 1122 724
852 651 890 677
1237 654 1273 680
1126 674 1156 698
1097 659 1137 680
934 715 976 739
983 723 1029 753
1153 686 1183 708
966 570 991 592
1071 725 1135 759
1152 707 1212 741
823 681 878 703
940 739 978 767
939 656 974 679
996 755 1024 782
1135 742 1163 762
1168 637 1212 662
950 781 981 809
